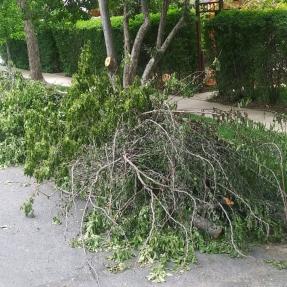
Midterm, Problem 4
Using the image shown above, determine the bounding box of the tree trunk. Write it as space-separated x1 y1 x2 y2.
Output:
98 0 118 76
192 215 223 239
156 0 170 49
6 42 12 68
123 2 131 88
126 0 151 86
17 0 43 81
24 19 43 81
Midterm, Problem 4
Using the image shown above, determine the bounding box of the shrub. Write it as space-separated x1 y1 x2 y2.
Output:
205 9 287 104
0 70 62 167
1 10 197 77
1 27 62 73
24 44 157 182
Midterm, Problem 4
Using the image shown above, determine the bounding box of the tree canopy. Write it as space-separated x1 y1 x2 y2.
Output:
0 0 23 45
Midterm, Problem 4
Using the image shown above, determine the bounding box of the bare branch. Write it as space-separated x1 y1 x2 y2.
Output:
156 0 170 49
127 0 151 85
160 15 186 53
123 3 131 56
123 2 131 88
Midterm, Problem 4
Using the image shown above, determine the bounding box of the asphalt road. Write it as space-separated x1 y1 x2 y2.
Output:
0 167 287 287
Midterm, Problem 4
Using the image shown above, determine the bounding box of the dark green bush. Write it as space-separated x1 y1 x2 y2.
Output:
205 9 287 104
54 9 197 76
2 10 197 77
4 40 28 70
1 27 62 73
24 44 156 182
0 70 62 166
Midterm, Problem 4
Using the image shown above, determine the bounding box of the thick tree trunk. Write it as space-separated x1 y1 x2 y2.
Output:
17 0 43 81
98 0 118 75
24 19 43 80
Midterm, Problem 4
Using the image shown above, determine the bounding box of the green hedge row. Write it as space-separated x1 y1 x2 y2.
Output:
5 28 61 73
205 9 287 104
2 10 197 77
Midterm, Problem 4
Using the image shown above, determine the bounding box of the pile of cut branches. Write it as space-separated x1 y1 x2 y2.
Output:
66 108 286 279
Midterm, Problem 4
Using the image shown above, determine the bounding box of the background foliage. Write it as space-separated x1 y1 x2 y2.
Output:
1 10 197 77
205 9 287 104
0 0 23 45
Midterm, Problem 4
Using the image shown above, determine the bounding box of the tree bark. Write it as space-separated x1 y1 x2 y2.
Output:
98 0 118 75
192 215 223 239
6 42 12 68
156 0 170 49
17 0 43 81
126 0 151 86
123 2 131 88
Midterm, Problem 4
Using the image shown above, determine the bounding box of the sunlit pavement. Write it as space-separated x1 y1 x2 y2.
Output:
0 167 287 287
171 92 287 131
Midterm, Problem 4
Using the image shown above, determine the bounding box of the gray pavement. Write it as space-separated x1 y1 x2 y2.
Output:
0 167 287 287
171 92 287 131
0 64 71 87
20 70 72 87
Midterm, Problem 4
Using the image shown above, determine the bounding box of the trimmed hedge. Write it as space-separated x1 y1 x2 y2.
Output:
205 9 287 104
2 10 197 77
1 27 61 73
55 10 197 76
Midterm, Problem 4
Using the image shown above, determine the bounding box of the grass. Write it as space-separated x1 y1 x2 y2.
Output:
265 259 287 270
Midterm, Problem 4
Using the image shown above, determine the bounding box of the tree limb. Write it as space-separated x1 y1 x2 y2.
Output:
156 0 170 49
98 0 118 74
123 1 131 88
127 0 151 86
123 2 131 56
193 215 223 239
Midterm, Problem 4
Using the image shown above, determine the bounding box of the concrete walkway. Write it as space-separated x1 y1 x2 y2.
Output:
18 69 72 87
0 167 287 287
0 65 72 87
171 92 286 131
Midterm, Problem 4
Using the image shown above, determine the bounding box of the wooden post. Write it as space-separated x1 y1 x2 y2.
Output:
195 0 204 73
219 0 224 10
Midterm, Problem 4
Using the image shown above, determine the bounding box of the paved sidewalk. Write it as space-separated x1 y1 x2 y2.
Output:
172 92 286 131
1 167 287 287
20 69 72 87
